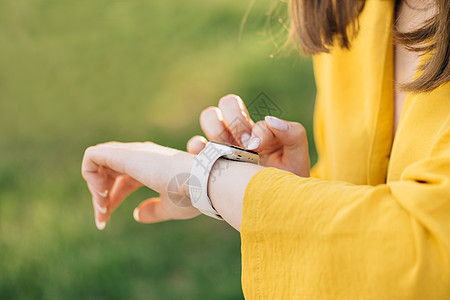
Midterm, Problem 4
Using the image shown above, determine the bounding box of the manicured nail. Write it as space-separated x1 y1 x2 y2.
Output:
94 200 107 214
133 207 141 222
265 116 288 131
247 137 260 150
241 133 251 147
95 219 106 230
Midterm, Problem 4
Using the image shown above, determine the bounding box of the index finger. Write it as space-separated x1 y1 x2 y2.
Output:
81 145 122 194
218 94 254 147
200 106 238 145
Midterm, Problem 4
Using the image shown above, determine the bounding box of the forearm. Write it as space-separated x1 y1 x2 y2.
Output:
206 158 264 231
82 142 265 229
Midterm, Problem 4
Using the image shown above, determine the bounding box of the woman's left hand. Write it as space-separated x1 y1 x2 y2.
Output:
187 95 310 177
81 142 200 230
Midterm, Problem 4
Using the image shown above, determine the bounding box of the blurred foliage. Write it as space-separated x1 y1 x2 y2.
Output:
0 0 316 299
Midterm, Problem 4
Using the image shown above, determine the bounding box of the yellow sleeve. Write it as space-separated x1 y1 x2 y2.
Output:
241 133 450 299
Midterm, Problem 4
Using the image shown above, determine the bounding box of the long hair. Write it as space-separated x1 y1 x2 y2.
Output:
289 0 450 92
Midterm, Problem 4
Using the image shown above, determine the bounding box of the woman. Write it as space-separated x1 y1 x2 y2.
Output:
82 0 450 298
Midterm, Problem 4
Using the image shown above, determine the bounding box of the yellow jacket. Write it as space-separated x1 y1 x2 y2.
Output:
241 0 450 299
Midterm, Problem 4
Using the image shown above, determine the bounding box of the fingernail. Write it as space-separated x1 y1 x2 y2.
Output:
98 190 108 198
265 116 288 131
241 133 251 147
96 219 106 230
133 207 141 222
94 200 107 214
247 137 260 150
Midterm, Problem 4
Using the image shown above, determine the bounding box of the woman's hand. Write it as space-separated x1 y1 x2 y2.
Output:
187 94 310 177
81 142 200 230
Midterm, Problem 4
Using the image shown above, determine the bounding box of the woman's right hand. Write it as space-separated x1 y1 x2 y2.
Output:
187 94 310 177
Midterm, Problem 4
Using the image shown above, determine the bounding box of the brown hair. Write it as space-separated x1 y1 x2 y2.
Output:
289 0 450 92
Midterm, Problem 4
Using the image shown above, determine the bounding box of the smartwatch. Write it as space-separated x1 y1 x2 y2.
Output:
189 141 260 220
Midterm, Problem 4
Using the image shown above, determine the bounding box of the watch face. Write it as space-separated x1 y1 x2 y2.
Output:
210 140 259 164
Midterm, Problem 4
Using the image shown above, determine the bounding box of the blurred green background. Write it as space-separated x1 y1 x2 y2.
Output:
0 0 316 299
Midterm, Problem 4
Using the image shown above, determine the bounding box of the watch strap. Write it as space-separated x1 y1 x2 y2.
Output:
189 143 233 220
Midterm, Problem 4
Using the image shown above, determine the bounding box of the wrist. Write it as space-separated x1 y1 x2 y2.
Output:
169 150 196 203
185 141 263 226
207 158 264 230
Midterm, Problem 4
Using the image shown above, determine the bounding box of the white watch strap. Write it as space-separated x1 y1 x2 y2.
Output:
189 142 233 220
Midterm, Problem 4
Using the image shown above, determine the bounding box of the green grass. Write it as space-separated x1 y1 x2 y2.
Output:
0 0 316 299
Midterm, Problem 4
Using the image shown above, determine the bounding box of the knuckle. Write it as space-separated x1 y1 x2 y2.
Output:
81 171 89 180
252 121 269 137
84 146 95 157
253 120 267 131
293 123 306 136
96 197 108 206
81 168 93 181
225 116 251 137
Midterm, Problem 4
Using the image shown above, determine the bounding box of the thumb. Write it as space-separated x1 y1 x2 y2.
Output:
264 116 308 151
187 135 208 155
133 198 173 224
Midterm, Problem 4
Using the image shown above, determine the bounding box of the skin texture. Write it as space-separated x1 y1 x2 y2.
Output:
82 143 201 229
188 95 310 177
81 141 264 230
81 1 431 231
81 93 311 231
394 0 436 135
